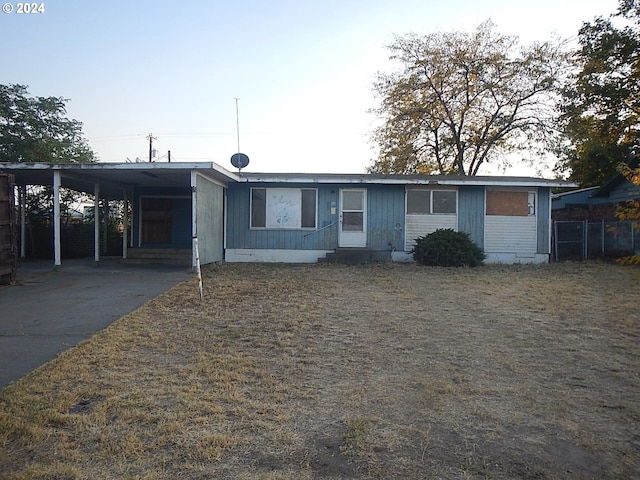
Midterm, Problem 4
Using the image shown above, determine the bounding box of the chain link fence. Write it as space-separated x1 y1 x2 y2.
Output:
552 220 639 261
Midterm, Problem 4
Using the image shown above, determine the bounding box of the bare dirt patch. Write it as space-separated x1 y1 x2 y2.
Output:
1 262 639 479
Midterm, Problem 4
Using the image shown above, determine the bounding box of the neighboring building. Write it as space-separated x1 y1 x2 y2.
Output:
552 162 640 221
1 162 575 267
551 164 640 260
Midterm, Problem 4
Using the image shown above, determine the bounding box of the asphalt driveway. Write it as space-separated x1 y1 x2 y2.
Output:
0 258 192 388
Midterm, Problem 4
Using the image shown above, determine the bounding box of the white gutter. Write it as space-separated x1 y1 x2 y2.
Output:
240 173 577 189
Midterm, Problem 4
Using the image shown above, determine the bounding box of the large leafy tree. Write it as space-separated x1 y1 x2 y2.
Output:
369 22 568 175
0 84 95 163
0 84 97 257
555 1 639 186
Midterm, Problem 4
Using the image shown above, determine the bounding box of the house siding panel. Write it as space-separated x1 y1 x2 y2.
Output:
196 175 224 264
226 183 340 251
485 216 537 254
365 185 405 251
458 186 485 248
607 181 640 203
405 215 458 251
171 198 192 247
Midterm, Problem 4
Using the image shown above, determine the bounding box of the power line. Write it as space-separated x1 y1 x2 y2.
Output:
90 132 240 141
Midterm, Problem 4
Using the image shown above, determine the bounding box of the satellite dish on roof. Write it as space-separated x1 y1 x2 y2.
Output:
231 152 250 171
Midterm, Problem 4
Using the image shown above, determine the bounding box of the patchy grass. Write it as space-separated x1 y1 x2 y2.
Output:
1 262 639 479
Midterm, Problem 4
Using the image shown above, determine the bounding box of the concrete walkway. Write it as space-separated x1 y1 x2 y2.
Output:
0 258 192 388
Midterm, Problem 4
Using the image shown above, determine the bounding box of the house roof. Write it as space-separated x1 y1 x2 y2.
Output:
0 162 576 198
591 158 639 198
240 172 576 188
552 186 599 199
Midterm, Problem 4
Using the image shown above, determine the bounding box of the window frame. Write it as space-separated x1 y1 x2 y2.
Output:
406 188 457 215
485 188 537 217
250 187 318 230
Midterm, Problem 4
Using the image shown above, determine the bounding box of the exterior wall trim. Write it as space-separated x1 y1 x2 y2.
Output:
226 248 332 263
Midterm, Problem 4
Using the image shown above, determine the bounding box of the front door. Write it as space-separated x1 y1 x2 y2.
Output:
339 189 367 247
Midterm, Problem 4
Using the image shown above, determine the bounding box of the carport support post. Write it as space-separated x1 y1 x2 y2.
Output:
19 185 26 259
53 171 62 269
122 190 128 260
94 182 100 266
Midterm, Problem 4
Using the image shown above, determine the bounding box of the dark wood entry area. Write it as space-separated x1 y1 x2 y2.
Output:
141 197 172 244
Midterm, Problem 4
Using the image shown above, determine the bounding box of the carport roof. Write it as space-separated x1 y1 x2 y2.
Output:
0 162 239 199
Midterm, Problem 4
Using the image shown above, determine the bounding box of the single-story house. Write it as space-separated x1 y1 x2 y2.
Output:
0 162 576 267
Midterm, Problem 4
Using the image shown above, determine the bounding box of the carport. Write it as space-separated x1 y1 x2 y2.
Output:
0 162 238 268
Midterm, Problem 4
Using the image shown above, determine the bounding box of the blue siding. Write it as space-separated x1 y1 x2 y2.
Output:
226 183 405 251
171 198 192 246
458 186 485 249
605 180 640 203
227 183 339 250
366 185 405 251
537 187 550 254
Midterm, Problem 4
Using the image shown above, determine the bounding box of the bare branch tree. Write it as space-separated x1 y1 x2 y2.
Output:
370 21 569 175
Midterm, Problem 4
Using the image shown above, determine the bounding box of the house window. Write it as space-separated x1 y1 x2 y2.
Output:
486 190 536 216
250 187 317 229
251 188 266 228
407 189 457 214
301 189 317 228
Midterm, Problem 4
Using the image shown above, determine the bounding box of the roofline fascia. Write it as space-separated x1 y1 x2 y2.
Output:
551 186 599 198
239 173 577 188
0 161 241 182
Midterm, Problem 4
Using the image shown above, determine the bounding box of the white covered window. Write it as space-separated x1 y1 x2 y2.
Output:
251 188 317 229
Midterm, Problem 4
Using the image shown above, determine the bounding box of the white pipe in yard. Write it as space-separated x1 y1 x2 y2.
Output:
194 237 203 300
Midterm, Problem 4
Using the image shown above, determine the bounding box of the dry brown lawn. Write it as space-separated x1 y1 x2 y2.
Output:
0 262 639 479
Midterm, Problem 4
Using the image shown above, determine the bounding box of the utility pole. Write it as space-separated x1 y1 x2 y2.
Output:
146 133 156 162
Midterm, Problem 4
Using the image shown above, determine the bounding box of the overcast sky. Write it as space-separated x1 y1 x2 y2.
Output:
1 0 620 175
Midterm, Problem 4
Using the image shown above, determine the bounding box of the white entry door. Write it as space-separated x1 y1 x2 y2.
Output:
339 189 367 247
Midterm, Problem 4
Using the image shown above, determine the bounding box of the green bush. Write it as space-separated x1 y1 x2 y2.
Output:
411 228 485 267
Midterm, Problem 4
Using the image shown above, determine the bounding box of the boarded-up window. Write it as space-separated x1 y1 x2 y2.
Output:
250 188 317 229
486 190 535 216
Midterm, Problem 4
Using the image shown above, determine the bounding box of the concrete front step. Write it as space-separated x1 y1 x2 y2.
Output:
123 248 192 266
